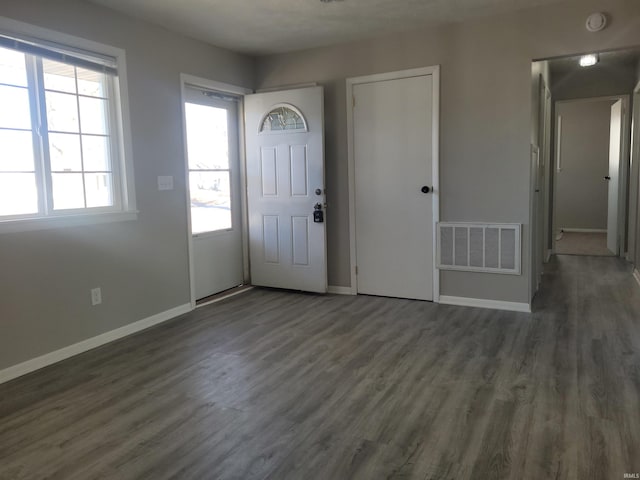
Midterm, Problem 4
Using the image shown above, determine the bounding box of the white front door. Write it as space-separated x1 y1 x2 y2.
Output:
244 87 327 293
607 99 622 254
353 74 435 301
184 86 244 300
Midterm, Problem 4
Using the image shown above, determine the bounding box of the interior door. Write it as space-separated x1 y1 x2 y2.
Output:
184 86 244 300
244 86 327 293
607 99 622 254
353 74 434 301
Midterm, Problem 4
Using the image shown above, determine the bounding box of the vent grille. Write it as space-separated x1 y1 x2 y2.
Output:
437 223 521 275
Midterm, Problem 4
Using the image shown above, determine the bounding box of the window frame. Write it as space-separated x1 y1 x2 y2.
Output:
0 16 137 234
183 86 239 237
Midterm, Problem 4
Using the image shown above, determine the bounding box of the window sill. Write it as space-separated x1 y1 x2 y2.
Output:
0 210 139 235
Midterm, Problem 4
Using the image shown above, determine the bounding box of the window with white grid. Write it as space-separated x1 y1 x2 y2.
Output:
0 28 133 227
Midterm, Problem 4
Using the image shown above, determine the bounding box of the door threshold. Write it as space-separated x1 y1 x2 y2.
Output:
196 284 253 308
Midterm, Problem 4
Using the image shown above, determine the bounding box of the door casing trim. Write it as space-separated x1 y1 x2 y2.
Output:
346 66 441 302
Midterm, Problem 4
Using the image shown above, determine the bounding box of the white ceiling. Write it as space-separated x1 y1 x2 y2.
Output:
548 49 640 76
87 0 569 55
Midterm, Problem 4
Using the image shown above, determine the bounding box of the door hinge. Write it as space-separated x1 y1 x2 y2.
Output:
355 265 358 275
352 95 356 108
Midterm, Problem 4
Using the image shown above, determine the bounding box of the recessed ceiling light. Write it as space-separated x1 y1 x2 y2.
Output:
579 54 599 67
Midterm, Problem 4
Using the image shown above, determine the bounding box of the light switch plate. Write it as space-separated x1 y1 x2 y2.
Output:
158 176 174 191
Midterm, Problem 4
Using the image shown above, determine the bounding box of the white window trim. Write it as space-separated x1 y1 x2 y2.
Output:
0 211 139 234
0 16 137 234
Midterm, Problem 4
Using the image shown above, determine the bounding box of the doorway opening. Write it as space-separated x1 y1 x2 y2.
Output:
180 75 252 308
554 96 628 257
182 78 330 305
530 47 640 299
244 86 328 293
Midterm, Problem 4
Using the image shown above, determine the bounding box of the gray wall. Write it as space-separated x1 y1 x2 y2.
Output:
256 0 640 304
555 100 613 231
0 0 255 370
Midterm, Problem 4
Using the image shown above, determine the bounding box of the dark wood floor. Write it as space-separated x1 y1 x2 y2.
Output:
1 255 640 479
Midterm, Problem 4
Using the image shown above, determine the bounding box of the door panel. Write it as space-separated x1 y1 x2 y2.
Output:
290 146 308 196
608 100 622 254
292 216 310 265
193 234 242 299
261 148 278 196
353 75 434 301
245 87 327 292
184 86 244 299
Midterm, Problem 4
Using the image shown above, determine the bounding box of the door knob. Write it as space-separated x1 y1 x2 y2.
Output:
604 176 611 180
421 186 431 194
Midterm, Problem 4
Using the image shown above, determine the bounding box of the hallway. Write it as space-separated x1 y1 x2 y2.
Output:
554 232 616 256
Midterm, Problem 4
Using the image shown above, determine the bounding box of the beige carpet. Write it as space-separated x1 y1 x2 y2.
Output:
555 231 615 256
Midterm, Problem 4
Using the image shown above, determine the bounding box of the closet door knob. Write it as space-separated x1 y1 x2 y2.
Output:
421 186 431 194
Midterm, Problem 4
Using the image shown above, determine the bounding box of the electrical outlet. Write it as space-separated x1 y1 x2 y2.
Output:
91 287 102 306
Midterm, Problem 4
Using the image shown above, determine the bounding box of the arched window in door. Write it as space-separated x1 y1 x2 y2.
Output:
259 104 307 133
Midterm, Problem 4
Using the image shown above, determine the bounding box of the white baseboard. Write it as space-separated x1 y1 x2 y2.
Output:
633 269 640 289
328 285 355 295
561 228 607 233
0 303 192 385
439 295 531 313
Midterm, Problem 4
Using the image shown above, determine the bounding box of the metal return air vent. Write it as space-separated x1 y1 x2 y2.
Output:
437 223 521 275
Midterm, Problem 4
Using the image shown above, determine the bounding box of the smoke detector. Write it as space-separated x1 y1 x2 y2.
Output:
586 13 607 32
